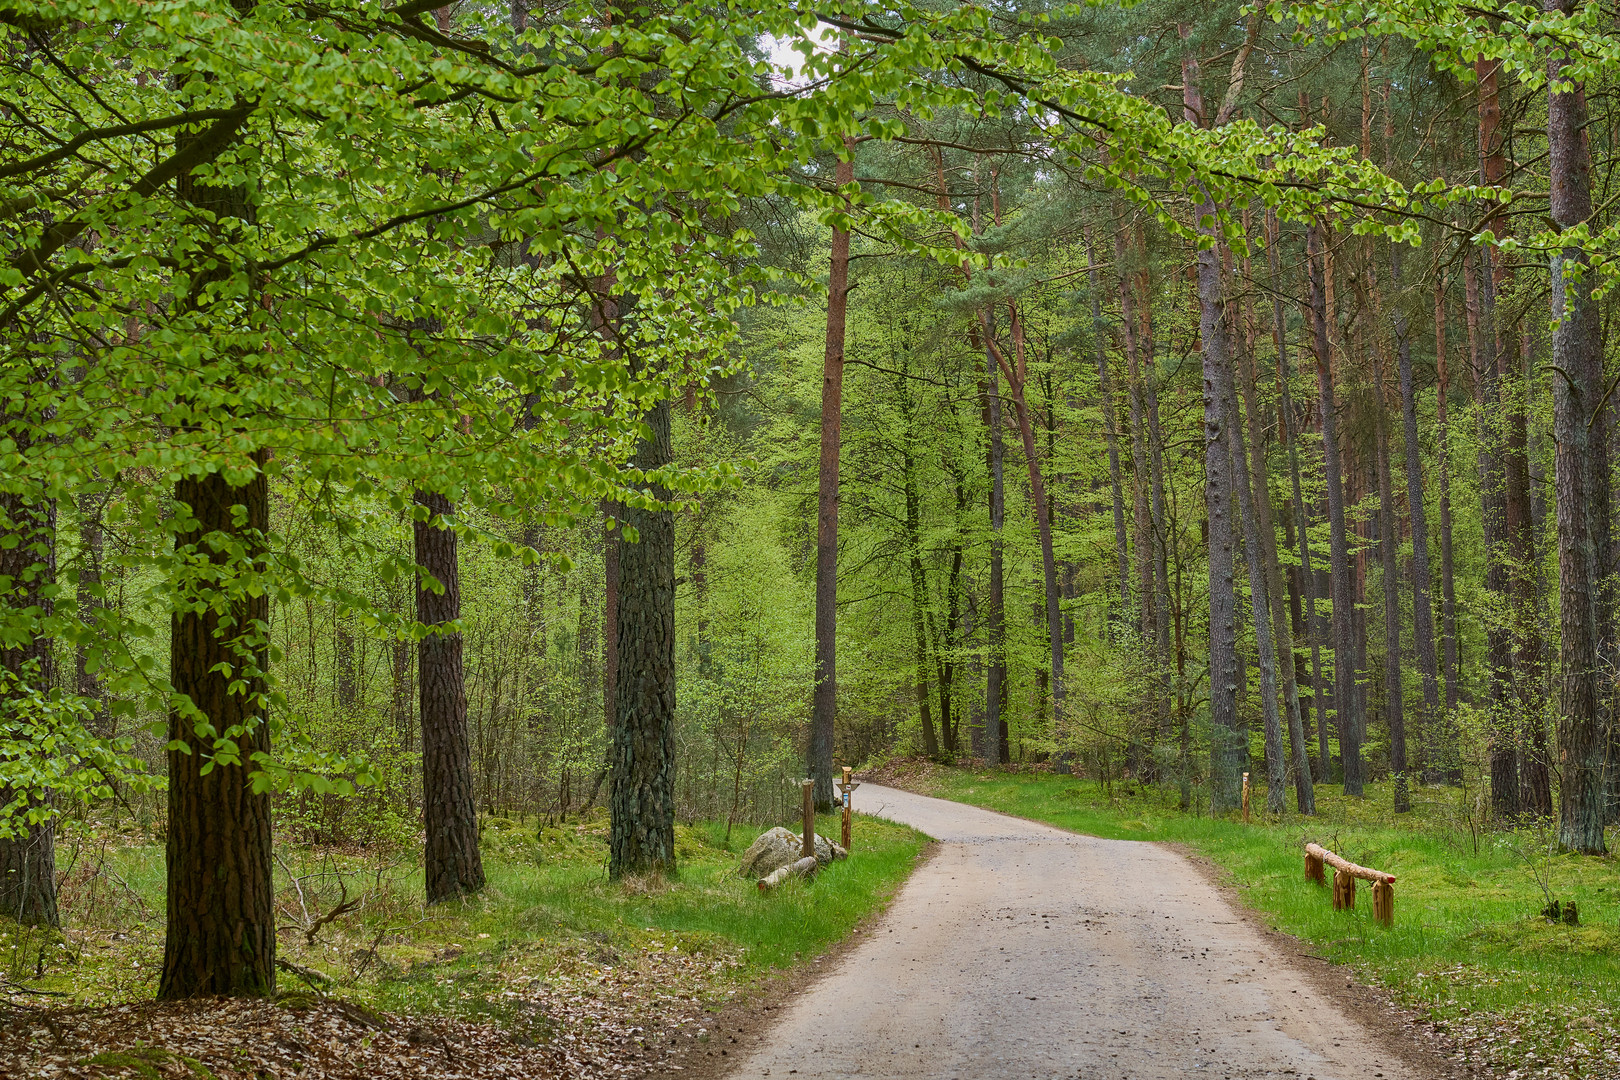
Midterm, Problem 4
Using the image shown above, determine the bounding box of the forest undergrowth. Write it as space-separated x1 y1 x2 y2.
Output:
883 759 1620 1079
0 812 924 1079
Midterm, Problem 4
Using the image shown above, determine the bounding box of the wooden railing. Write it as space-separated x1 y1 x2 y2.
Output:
1305 843 1395 926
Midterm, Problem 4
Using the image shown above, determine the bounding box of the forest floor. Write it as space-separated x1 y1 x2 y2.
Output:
0 811 926 1079
874 758 1620 1080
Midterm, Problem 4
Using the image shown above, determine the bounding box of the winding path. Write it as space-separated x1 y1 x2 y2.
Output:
725 784 1433 1080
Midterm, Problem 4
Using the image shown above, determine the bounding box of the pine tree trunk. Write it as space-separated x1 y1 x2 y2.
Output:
1547 8 1609 853
1434 274 1462 748
1002 302 1065 738
160 464 274 998
609 398 678 875
1087 227 1131 627
1373 344 1409 813
0 408 59 927
1222 326 1288 815
415 490 486 902
1308 223 1363 795
901 393 939 757
981 308 1008 765
810 143 854 811
1396 247 1442 785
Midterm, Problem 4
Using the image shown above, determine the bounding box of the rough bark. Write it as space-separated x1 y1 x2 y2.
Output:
1434 273 1462 733
609 398 678 876
980 307 1008 765
1087 226 1131 627
0 406 59 927
1547 5 1608 853
1373 338 1409 813
160 464 274 999
415 490 486 902
1307 223 1363 795
810 142 855 810
1395 247 1442 786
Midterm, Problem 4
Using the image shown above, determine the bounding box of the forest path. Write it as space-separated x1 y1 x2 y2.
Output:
722 784 1435 1080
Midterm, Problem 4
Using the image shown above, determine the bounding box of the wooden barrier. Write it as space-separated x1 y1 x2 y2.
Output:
1241 772 1250 823
1304 843 1395 926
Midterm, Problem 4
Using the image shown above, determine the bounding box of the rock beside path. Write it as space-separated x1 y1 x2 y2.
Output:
738 827 847 878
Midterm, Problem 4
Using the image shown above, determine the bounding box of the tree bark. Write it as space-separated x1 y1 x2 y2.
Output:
1434 272 1462 740
980 307 1008 765
1395 246 1441 788
160 463 274 999
415 490 485 902
1087 226 1131 628
899 364 939 758
0 406 59 927
1547 4 1609 853
1373 333 1409 813
609 398 678 876
810 142 855 810
1307 223 1363 795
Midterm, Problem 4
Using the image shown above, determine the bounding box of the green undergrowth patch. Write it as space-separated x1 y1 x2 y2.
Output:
11 811 925 1043
913 766 1620 1078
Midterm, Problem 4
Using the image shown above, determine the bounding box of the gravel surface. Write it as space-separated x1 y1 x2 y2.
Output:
724 784 1438 1080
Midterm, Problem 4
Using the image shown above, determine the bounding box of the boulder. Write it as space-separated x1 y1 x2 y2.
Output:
738 827 800 879
738 827 849 879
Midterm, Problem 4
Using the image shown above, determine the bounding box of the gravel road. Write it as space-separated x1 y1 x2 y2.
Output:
724 784 1436 1080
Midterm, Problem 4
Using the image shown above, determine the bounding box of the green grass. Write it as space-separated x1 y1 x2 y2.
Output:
909 765 1620 1078
11 810 925 1042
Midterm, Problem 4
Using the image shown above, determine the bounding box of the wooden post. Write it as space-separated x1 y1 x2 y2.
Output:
1372 879 1394 926
841 767 853 850
801 779 816 860
1305 849 1325 885
1241 772 1250 823
1332 869 1355 911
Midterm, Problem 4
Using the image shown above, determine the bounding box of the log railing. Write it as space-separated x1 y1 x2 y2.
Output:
1304 843 1395 925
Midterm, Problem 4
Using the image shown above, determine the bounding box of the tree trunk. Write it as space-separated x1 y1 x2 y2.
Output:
1547 6 1609 853
1434 272 1462 747
74 491 107 729
1396 246 1442 788
900 367 939 758
160 464 274 999
0 408 59 927
1373 336 1409 813
1086 226 1131 626
999 301 1065 739
1308 222 1363 795
810 142 855 811
981 307 1008 766
1268 207 1323 798
1222 323 1288 816
415 490 486 902
609 398 678 875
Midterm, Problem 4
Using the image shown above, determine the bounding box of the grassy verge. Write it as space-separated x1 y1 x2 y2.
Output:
6 811 924 1047
895 762 1620 1079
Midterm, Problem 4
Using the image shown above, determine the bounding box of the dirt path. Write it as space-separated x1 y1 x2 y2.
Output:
722 784 1441 1080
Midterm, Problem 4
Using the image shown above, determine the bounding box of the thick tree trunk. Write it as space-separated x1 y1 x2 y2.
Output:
1308 223 1363 795
0 410 59 927
160 464 274 999
1547 8 1609 853
609 398 678 875
415 490 485 902
810 144 855 811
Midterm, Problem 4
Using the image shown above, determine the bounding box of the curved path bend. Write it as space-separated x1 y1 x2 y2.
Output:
725 784 1432 1080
